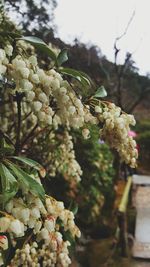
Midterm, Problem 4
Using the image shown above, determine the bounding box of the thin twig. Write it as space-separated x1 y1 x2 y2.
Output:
21 123 38 149
115 10 136 44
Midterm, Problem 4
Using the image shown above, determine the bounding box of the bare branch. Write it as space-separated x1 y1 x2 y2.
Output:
115 10 136 43
113 10 136 109
127 88 150 113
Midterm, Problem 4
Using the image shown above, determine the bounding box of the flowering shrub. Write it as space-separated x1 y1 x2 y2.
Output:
0 11 138 266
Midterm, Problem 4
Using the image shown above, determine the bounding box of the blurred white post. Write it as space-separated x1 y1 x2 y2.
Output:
132 175 150 258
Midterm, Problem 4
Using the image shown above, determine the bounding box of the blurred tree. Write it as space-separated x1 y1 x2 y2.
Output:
4 0 57 32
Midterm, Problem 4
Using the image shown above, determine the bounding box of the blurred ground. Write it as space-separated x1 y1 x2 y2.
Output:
70 238 150 267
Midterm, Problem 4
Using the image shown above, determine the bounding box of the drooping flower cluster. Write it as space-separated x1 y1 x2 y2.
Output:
0 192 80 266
0 41 95 131
10 240 72 267
94 102 138 167
46 131 82 182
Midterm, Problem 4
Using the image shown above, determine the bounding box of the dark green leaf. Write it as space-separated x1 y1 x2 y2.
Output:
94 86 107 98
63 230 75 247
69 201 78 215
60 67 91 87
57 49 68 66
0 138 14 155
18 36 57 62
6 161 45 201
0 163 18 205
11 156 46 177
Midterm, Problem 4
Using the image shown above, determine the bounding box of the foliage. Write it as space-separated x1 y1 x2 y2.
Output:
135 120 150 170
5 0 57 31
73 126 115 226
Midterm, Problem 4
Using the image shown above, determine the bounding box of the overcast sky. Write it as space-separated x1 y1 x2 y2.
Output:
54 0 150 75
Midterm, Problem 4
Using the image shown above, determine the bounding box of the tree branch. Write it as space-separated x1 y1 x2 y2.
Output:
21 123 38 149
15 92 23 155
127 88 150 113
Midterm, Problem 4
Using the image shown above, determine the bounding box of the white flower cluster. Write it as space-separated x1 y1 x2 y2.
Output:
10 240 71 267
47 131 83 182
95 102 138 167
0 193 80 266
0 45 12 77
0 41 95 130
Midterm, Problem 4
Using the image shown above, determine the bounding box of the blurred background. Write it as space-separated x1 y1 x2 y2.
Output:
4 1 150 266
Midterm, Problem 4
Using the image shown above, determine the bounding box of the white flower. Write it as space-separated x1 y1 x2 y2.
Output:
0 236 8 250
38 92 48 103
44 219 55 232
0 49 6 62
20 67 30 79
59 87 67 95
0 217 10 232
18 60 26 69
46 115 52 125
57 201 64 210
26 91 35 101
20 208 30 223
51 78 60 90
62 95 69 103
37 111 46 121
68 106 76 115
5 200 14 213
55 232 63 243
28 218 36 229
74 98 82 107
30 73 40 84
37 69 46 82
95 106 102 113
9 219 24 237
29 55 37 66
82 128 90 139
40 228 49 240
31 207 40 219
5 44 13 56
12 207 21 218
33 101 42 112
21 79 33 91
0 64 6 75
34 221 42 233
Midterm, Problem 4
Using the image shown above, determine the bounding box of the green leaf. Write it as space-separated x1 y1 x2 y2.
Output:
57 49 68 66
0 163 18 206
19 36 46 46
63 230 75 248
60 67 91 87
6 161 45 201
0 138 14 155
11 156 46 177
18 36 57 62
79 71 95 87
69 201 78 215
94 86 107 98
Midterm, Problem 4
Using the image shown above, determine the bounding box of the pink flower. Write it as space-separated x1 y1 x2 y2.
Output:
128 130 137 138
